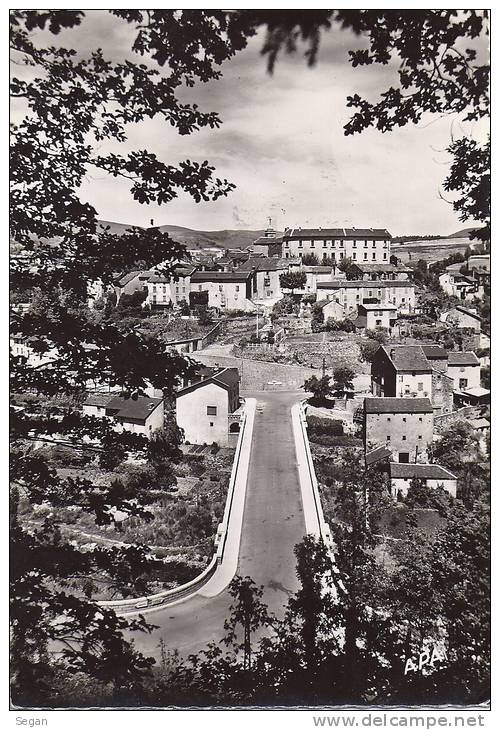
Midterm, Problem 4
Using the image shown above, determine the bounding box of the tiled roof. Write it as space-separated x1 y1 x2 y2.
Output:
176 367 239 397
252 235 283 245
421 345 448 360
390 462 457 480
191 271 254 282
105 394 163 421
364 397 433 414
114 270 143 286
448 352 480 366
365 446 392 466
284 227 391 240
317 280 413 290
237 257 289 272
383 345 432 372
353 263 411 273
303 266 333 274
84 393 114 407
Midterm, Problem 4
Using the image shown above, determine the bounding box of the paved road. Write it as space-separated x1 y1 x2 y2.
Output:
130 390 306 661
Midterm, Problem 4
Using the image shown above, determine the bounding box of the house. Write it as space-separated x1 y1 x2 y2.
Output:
356 303 397 331
447 352 481 391
440 306 482 332
364 397 434 464
251 224 283 257
145 265 197 309
438 264 484 301
236 257 290 300
175 367 241 446
454 386 490 407
389 462 457 500
371 346 433 399
316 280 415 315
282 227 392 263
365 446 392 468
83 393 164 438
189 270 257 311
350 262 413 281
113 270 155 303
467 254 490 273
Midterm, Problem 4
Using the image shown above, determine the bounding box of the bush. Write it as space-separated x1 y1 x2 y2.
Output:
359 339 381 363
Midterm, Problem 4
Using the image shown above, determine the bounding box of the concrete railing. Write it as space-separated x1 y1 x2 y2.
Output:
98 402 251 615
291 401 333 550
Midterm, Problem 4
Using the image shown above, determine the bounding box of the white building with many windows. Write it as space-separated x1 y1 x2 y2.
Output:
281 227 391 263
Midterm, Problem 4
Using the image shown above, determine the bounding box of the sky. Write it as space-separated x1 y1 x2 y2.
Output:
12 10 489 236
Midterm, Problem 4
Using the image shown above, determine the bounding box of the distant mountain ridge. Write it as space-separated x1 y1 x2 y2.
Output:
97 220 275 250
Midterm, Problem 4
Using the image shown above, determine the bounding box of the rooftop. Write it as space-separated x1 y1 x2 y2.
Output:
284 227 392 240
359 303 397 311
448 352 480 366
317 280 413 290
421 345 448 360
390 462 457 480
383 345 432 372
455 306 482 321
105 394 163 421
176 367 240 397
365 446 392 466
191 271 254 283
236 257 289 272
353 263 412 273
364 397 433 414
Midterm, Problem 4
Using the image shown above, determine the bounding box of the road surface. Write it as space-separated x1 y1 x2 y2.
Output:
130 390 306 661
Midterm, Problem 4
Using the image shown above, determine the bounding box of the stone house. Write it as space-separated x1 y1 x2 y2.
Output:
175 367 241 446
83 393 164 438
316 280 415 315
389 462 457 500
447 351 481 391
190 270 257 311
364 397 434 464
440 306 482 332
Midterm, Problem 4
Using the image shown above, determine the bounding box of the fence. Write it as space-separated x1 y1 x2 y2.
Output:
98 402 249 614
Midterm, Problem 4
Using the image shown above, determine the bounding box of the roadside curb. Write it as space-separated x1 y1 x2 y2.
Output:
98 398 256 615
291 400 333 548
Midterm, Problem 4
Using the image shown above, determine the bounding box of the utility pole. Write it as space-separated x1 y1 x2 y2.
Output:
322 357 326 379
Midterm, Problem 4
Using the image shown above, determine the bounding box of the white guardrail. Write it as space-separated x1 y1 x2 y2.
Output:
292 401 334 550
98 402 251 615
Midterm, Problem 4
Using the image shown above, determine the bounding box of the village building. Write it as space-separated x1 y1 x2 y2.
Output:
454 386 490 407
467 254 490 273
145 265 197 308
438 263 484 301
447 351 481 391
440 305 482 332
236 257 290 300
175 367 241 446
113 270 155 303
251 223 283 257
282 227 392 263
364 397 434 464
371 346 432 399
350 262 413 281
316 279 415 315
189 270 257 311
389 462 457 500
355 302 397 331
83 393 164 438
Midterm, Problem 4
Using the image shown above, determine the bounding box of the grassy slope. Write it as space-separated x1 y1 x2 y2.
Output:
97 219 274 250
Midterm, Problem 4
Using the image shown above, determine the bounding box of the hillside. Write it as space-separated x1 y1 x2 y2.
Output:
97 220 273 250
446 227 478 239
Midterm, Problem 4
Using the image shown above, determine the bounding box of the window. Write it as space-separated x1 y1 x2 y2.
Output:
207 406 217 416
372 252 376 260
209 422 214 427
219 285 223 292
364 252 368 260
352 241 357 248
284 241 289 247
372 241 376 247
311 241 315 247
418 382 423 391
387 417 391 422
419 417 423 422
235 285 240 292
340 240 344 248
298 240 303 248
418 435 422 440
402 435 407 441
459 378 468 389
376 319 382 326
356 294 360 300
386 435 391 441
383 252 387 260
323 241 327 247
352 252 357 260
402 417 406 422
364 240 368 247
